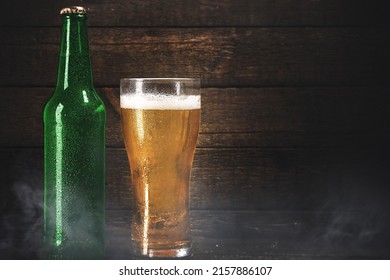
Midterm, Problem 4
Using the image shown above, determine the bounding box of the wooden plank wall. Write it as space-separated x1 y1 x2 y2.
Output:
0 0 389 258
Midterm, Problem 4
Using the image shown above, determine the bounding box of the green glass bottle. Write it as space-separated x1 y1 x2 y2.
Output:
43 6 105 259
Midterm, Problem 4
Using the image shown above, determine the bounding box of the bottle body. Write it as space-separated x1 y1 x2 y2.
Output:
44 89 105 259
43 8 106 259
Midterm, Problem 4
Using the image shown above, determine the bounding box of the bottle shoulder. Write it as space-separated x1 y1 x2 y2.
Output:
45 88 105 109
44 88 106 120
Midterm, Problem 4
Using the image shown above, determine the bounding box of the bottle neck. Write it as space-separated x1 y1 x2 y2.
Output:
55 14 93 90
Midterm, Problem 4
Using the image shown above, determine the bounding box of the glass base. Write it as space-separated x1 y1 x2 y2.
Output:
132 244 192 258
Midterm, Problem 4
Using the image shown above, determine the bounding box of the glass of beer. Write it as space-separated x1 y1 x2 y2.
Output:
120 78 201 258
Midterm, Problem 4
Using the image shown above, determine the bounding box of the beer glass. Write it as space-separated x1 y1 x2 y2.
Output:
120 78 201 257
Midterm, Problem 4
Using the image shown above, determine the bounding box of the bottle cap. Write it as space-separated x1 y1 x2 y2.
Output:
60 6 87 15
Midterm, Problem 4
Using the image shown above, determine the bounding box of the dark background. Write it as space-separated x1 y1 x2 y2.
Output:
0 0 389 259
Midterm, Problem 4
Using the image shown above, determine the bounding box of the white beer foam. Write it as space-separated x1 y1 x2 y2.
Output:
120 94 201 110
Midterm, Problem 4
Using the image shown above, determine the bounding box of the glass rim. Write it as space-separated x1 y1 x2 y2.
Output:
120 78 199 82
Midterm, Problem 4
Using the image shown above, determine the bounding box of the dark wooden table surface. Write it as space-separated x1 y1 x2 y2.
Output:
1 0 389 259
1 208 390 259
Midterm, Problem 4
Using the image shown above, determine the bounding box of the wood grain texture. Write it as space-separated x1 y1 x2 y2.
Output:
0 28 385 87
1 0 389 261
1 147 389 211
1 210 389 259
0 0 386 27
0 87 388 148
